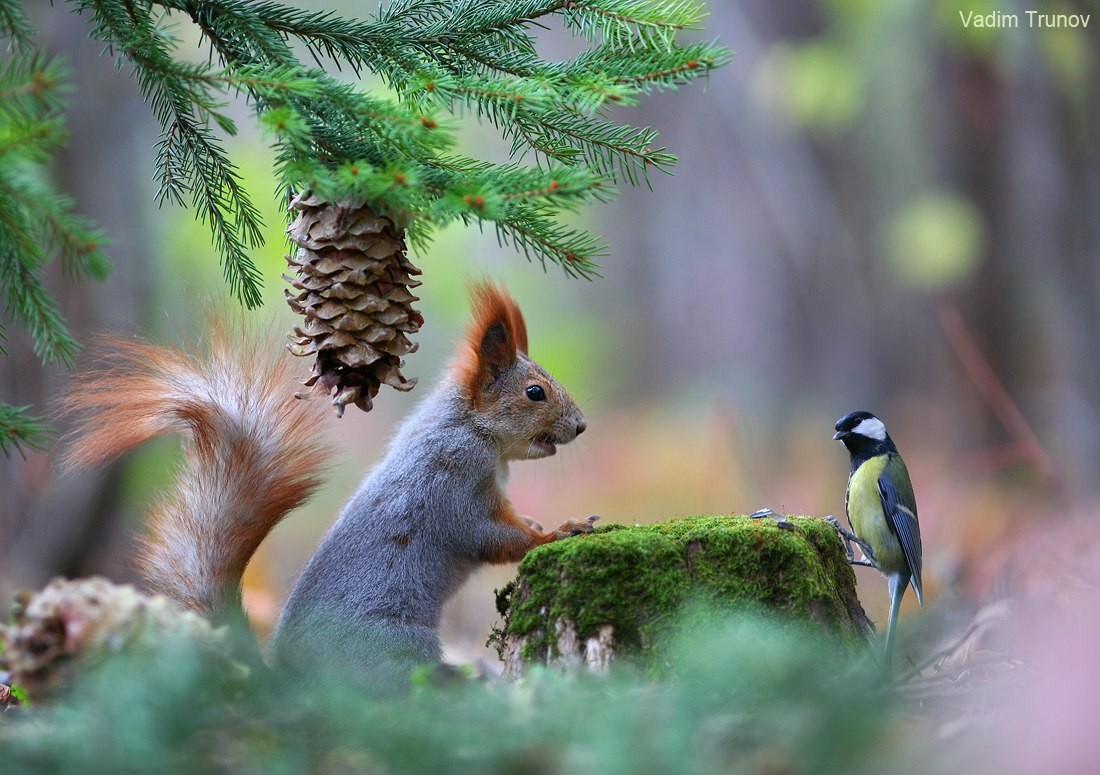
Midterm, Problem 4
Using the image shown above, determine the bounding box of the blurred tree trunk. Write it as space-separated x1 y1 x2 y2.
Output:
951 14 1099 485
603 0 900 417
603 0 1100 488
0 7 157 601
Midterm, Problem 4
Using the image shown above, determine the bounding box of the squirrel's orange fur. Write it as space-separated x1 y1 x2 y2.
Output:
454 282 529 402
63 286 593 691
63 328 328 615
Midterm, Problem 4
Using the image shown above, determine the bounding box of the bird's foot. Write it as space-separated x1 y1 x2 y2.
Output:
824 515 876 566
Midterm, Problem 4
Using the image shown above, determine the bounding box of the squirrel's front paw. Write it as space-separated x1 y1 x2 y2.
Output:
520 516 545 532
555 515 600 538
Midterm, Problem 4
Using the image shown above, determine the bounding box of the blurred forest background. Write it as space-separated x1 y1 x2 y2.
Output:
1 0 1098 709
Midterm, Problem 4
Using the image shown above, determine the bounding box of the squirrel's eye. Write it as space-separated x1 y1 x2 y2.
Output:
525 385 547 402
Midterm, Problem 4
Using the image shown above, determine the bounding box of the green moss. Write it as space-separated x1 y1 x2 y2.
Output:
494 515 872 668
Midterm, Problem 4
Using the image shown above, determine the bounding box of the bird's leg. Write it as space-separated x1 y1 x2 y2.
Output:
824 516 876 567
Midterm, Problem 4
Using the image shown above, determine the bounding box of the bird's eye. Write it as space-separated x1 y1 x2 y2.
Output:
525 385 547 402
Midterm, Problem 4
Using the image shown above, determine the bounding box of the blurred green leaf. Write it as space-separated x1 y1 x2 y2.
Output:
760 42 865 133
884 191 984 291
935 0 1003 55
1040 21 1092 101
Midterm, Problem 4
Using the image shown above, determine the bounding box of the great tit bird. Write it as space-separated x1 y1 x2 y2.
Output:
832 410 923 668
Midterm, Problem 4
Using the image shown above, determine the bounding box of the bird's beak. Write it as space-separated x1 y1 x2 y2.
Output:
832 431 845 441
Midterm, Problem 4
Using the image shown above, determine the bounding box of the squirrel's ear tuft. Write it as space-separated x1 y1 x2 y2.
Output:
456 282 528 395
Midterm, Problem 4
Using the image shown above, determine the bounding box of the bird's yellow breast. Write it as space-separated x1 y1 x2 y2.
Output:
847 456 904 573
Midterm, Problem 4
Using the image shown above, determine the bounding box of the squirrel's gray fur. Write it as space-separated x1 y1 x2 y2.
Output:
64 284 593 694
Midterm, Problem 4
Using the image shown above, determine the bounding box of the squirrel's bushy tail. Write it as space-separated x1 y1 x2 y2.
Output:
63 328 328 616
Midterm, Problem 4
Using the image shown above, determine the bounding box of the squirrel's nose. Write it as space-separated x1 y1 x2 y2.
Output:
575 419 587 436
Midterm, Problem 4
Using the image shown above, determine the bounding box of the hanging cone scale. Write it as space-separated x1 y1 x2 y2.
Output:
284 192 423 415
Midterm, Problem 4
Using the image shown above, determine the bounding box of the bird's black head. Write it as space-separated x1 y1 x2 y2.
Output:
833 410 896 459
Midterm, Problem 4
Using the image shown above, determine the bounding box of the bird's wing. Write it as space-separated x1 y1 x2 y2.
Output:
877 458 923 603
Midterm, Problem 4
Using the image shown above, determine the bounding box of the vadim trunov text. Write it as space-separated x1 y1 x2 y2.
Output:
960 10 1090 29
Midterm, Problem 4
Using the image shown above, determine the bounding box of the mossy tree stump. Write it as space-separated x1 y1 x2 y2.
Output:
492 515 873 676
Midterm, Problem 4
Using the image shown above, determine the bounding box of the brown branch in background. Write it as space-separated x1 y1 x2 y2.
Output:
962 442 1040 474
936 298 1055 488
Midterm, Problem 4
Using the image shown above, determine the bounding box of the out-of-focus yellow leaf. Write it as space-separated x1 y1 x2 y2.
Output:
935 0 1003 55
884 191 984 290
1041 23 1092 100
757 42 865 133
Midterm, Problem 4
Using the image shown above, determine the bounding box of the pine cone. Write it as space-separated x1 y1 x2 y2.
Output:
284 193 423 416
0 577 230 700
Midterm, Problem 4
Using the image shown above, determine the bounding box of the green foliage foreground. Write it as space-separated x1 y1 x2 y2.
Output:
0 614 920 774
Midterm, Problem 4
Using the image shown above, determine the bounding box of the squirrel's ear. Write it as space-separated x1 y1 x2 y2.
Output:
457 283 528 392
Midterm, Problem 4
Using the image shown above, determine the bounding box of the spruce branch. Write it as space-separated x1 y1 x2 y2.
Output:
0 0 34 48
0 0 726 433
2 176 110 281
0 180 39 260
511 110 673 186
0 54 69 113
0 51 104 371
59 0 727 279
0 402 50 457
561 0 708 48
0 115 67 160
77 0 267 306
494 208 606 279
0 242 81 369
0 37 115 456
565 40 730 94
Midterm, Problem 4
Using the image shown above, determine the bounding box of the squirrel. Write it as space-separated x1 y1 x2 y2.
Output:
63 283 596 692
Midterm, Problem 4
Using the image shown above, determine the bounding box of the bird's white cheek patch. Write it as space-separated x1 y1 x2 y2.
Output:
853 417 887 441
